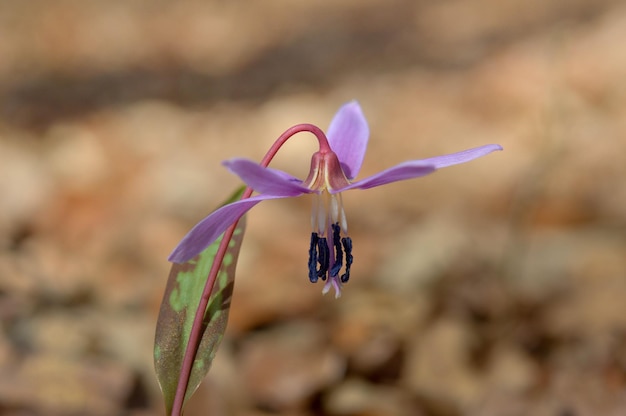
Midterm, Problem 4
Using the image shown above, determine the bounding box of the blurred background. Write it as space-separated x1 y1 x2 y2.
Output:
1 0 625 415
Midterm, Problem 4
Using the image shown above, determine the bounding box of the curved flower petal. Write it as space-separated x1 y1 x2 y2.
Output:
339 161 436 191
418 144 503 168
223 158 313 196
168 193 302 263
339 144 503 191
326 101 369 180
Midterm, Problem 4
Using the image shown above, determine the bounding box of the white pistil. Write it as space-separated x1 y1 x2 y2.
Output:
322 278 342 298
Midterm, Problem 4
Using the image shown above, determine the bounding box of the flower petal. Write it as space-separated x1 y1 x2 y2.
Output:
223 158 312 195
418 144 503 168
338 144 502 191
168 193 300 263
340 161 436 191
327 101 370 180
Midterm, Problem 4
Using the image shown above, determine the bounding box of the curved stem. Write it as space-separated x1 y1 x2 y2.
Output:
170 123 329 416
264 123 332 157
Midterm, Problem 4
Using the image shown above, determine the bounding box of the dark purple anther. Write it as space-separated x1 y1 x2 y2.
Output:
340 237 353 283
330 223 343 277
317 237 330 280
308 233 320 283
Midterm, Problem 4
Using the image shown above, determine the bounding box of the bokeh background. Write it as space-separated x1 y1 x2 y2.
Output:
1 0 625 415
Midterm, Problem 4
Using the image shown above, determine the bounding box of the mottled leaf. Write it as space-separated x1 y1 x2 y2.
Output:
154 187 246 414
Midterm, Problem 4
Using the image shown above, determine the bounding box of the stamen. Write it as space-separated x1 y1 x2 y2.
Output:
310 196 319 230
317 237 330 280
330 222 343 277
317 196 327 234
340 237 353 283
338 193 348 233
330 194 340 224
308 233 319 283
308 192 352 292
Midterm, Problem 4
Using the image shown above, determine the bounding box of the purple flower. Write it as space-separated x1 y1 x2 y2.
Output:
169 101 502 297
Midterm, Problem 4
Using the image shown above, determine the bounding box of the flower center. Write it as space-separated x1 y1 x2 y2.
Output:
302 149 353 297
307 191 353 297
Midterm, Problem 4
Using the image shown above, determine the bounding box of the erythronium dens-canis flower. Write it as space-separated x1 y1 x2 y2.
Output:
169 101 502 297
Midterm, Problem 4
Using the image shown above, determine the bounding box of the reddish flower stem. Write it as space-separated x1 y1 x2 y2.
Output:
170 123 329 416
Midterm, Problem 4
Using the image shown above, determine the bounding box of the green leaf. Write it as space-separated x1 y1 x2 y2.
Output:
154 186 246 414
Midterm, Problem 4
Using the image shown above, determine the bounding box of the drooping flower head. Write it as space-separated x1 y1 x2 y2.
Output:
169 101 502 297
